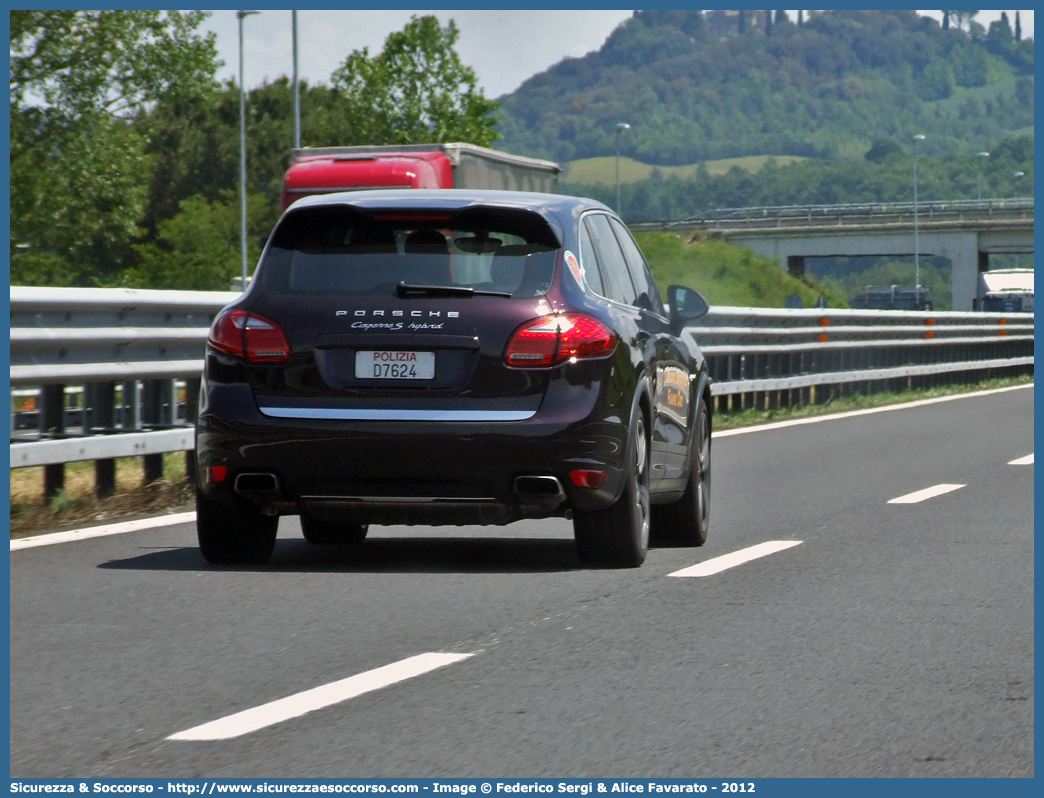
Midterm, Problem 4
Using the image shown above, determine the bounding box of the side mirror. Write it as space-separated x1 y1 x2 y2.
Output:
668 285 709 331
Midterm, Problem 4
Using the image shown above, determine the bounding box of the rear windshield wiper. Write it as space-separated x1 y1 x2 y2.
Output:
396 282 512 298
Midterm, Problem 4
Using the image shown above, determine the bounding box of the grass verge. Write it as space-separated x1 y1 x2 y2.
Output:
712 374 1034 431
10 451 194 538
564 154 812 185
637 230 848 309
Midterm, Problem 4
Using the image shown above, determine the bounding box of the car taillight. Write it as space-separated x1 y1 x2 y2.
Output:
208 310 290 364
504 313 617 368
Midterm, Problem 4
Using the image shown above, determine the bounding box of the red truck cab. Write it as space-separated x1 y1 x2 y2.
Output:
281 143 561 212
281 152 453 212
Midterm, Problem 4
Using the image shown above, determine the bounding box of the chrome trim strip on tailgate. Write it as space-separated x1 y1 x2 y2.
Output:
301 496 496 503
258 407 536 422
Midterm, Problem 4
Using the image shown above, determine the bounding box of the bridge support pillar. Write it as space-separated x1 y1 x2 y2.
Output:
936 232 980 311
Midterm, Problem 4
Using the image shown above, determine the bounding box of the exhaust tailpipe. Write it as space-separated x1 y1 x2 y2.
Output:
513 476 566 506
234 472 282 509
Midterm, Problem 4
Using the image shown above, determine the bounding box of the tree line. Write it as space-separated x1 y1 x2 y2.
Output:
10 12 499 290
567 133 1034 223
9 10 1034 291
497 9 1033 166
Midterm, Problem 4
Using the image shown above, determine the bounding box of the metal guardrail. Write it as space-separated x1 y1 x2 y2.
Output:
10 287 238 494
10 286 237 387
689 306 1033 411
630 197 1034 233
9 288 1034 495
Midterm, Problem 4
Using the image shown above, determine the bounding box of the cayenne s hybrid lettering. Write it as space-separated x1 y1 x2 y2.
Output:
195 190 712 568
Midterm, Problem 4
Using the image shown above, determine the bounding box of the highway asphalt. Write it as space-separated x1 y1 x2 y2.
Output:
10 386 1034 777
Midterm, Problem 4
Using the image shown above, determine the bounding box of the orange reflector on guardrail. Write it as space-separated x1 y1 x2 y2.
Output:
819 319 830 326
925 331 935 339
998 318 1007 324
999 330 1008 336
818 333 829 342
925 318 934 326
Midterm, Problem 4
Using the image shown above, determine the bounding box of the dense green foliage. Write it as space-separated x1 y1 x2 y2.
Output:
10 12 499 290
636 232 848 309
567 134 1035 222
331 16 499 147
10 10 220 286
496 9 1033 165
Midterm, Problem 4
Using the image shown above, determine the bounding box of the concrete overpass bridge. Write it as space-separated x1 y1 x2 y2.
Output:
633 198 1033 310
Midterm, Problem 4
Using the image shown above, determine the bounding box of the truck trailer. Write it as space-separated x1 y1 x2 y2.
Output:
975 268 1034 313
281 143 562 212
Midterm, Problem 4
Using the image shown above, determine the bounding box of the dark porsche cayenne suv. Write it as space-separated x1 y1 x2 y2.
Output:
195 190 712 568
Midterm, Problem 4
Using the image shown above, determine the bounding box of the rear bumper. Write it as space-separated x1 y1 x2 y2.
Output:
196 375 630 525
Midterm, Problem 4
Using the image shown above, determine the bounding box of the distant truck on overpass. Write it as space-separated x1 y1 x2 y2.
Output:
975 268 1034 313
849 285 932 311
280 143 561 212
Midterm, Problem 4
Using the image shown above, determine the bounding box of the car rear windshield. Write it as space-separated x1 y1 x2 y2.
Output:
257 205 560 298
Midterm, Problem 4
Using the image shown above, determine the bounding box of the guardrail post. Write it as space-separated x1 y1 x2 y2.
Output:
142 380 164 484
90 381 117 498
183 377 201 484
121 381 140 431
41 384 66 499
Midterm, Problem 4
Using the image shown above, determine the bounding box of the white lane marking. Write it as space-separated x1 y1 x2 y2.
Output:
669 540 802 578
887 484 965 504
10 511 197 552
713 383 1032 439
168 652 474 741
1009 453 1034 465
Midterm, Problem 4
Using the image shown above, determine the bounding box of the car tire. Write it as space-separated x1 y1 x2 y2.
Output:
196 491 278 565
574 409 650 568
650 401 710 547
299 512 369 546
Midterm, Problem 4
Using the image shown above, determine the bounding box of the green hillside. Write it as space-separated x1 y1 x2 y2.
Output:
567 133 1034 223
636 231 848 309
496 10 1033 166
565 154 811 185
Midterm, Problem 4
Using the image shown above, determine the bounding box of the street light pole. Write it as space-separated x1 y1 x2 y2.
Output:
1012 171 1025 267
238 10 260 291
976 151 989 202
615 123 630 216
912 134 925 290
292 10 300 150
1012 171 1025 197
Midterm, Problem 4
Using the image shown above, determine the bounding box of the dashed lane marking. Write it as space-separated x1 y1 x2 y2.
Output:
1009 453 1034 465
168 652 474 741
887 484 965 504
10 512 197 552
668 540 803 578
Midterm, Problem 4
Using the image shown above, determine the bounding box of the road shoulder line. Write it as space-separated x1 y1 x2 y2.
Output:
713 383 1032 439
10 511 197 552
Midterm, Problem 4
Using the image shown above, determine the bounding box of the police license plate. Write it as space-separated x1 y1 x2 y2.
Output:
355 350 435 380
